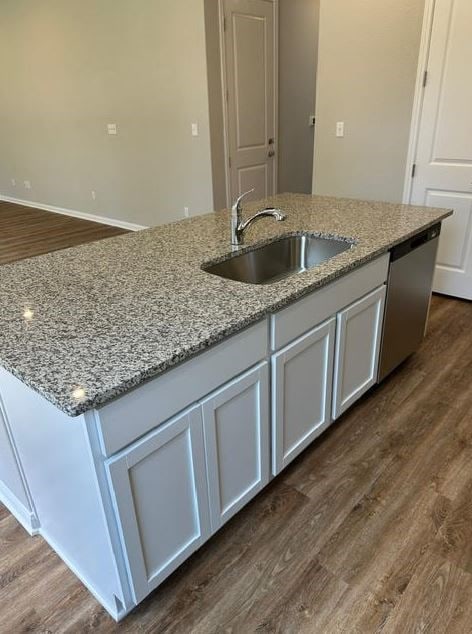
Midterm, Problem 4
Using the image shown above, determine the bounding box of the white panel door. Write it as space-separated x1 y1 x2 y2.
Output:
106 406 210 604
333 286 386 419
223 0 276 202
201 362 269 532
272 317 336 475
410 0 472 299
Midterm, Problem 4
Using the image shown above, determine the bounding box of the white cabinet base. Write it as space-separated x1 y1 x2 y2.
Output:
0 392 38 535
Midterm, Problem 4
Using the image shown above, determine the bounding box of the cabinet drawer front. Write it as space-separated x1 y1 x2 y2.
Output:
202 363 269 532
272 317 336 475
97 320 268 456
333 285 386 419
106 406 210 604
271 254 389 351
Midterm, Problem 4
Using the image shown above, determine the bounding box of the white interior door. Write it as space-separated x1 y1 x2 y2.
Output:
223 0 277 202
410 0 472 300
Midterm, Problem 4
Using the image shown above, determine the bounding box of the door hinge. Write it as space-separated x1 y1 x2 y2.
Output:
422 70 428 87
223 15 227 31
228 155 232 168
411 163 417 178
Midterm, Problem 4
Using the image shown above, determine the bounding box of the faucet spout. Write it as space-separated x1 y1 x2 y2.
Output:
231 190 287 246
237 208 286 242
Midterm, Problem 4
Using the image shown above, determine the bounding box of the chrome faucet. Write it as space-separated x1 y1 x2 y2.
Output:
231 189 286 246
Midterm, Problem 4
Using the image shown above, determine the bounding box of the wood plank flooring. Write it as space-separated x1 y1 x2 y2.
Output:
0 201 127 265
1 204 471 632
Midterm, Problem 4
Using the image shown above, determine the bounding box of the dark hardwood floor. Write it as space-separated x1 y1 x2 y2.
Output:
1 203 471 633
0 201 127 265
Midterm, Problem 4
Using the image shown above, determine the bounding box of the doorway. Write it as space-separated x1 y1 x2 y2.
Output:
405 0 472 300
204 0 320 209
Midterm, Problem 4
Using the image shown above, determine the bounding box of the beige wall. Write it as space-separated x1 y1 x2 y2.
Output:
278 0 320 194
313 0 425 203
204 0 227 211
0 0 214 227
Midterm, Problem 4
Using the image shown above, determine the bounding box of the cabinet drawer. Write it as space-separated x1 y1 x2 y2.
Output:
96 320 268 456
270 254 389 351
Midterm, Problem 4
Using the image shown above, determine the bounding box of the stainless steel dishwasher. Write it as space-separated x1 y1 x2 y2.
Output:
378 223 441 382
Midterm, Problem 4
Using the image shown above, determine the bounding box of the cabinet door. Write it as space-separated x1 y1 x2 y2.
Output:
202 363 269 532
333 285 386 419
106 406 210 604
272 318 336 475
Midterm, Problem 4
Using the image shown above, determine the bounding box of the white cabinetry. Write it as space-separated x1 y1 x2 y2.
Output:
106 406 211 603
270 255 389 475
271 318 336 475
333 286 386 419
0 249 431 620
202 363 269 531
0 394 35 533
106 362 270 603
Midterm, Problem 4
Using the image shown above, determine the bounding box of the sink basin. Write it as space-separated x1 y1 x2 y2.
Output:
203 233 353 285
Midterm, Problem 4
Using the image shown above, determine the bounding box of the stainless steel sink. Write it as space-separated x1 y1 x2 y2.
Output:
202 233 353 284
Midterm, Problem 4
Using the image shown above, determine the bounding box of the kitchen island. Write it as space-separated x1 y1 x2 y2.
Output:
0 194 451 619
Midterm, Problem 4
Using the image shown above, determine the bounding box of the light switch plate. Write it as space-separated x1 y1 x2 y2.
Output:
107 123 117 135
336 121 345 137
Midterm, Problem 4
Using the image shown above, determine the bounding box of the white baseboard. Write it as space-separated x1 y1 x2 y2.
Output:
0 480 39 536
0 194 148 232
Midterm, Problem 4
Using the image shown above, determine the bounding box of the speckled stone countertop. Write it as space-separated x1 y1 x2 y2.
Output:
0 194 451 416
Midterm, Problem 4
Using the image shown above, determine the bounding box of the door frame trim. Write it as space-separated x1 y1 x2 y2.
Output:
218 0 279 207
402 0 437 203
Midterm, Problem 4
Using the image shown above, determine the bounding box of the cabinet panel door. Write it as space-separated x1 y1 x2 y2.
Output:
333 286 386 419
272 318 336 475
106 406 210 604
202 363 269 532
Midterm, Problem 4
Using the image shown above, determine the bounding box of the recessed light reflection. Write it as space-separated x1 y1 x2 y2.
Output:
23 308 34 321
72 387 86 400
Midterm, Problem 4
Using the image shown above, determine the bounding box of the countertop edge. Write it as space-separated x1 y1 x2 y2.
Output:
2 211 451 417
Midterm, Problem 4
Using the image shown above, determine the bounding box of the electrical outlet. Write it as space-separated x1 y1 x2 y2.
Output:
191 123 199 137
107 123 117 135
24 180 32 190
11 178 16 186
184 207 190 218
336 121 345 137
91 190 96 200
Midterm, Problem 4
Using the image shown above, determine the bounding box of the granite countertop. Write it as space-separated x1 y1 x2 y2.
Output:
0 193 451 416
